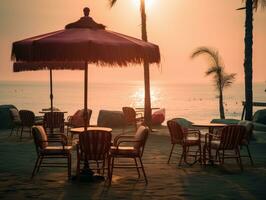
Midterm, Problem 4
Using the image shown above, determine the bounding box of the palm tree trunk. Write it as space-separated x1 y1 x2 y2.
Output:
219 88 225 119
140 0 152 126
244 0 253 120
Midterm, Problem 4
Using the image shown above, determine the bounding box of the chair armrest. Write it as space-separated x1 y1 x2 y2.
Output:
136 112 143 118
47 133 68 146
204 133 220 143
116 139 141 148
67 115 73 123
113 134 135 146
186 129 201 139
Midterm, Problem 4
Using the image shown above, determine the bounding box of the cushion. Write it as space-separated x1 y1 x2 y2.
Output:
33 126 48 148
9 108 21 122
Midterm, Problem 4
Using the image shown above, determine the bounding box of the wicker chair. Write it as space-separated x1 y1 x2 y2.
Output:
238 121 254 165
19 110 36 140
9 108 22 136
167 120 202 166
122 107 144 132
65 109 92 135
203 125 246 170
76 129 112 179
31 126 72 178
43 112 65 134
109 126 149 184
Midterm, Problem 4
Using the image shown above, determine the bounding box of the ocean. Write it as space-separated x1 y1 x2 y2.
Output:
0 81 265 125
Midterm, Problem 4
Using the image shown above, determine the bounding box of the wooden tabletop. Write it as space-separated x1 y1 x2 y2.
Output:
39 111 68 114
192 123 227 128
70 127 112 133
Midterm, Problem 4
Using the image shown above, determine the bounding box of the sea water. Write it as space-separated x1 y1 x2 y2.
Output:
0 81 265 125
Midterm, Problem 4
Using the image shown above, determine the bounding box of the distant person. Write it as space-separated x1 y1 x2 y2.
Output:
65 7 105 29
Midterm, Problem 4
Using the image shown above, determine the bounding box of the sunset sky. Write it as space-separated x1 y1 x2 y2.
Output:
0 0 265 84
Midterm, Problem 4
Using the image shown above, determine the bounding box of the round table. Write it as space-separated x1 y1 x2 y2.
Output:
192 123 227 165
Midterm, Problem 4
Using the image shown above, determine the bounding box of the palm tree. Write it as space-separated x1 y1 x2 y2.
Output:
191 47 236 119
108 0 152 126
237 0 266 120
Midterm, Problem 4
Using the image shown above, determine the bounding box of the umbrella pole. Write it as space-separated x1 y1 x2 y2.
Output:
50 68 54 134
84 62 88 132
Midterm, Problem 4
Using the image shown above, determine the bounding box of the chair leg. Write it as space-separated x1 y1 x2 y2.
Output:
134 158 141 178
236 148 243 171
179 146 185 166
138 157 148 184
20 126 24 140
37 156 43 172
31 156 40 178
107 156 111 184
10 127 14 136
109 157 115 185
246 145 254 165
167 144 175 164
76 158 80 177
198 143 202 165
68 154 71 178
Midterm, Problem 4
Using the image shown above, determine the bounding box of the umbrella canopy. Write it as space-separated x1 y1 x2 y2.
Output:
11 7 160 131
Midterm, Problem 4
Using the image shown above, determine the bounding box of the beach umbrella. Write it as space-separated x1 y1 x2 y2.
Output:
11 7 160 131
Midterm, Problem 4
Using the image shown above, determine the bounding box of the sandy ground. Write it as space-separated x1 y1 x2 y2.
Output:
0 126 266 200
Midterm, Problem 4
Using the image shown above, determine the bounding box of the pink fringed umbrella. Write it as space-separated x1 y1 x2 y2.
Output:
11 7 160 131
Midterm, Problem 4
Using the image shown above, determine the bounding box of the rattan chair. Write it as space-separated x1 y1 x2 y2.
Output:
203 125 246 170
65 109 92 135
109 126 149 184
76 129 112 179
19 110 36 140
238 121 254 165
167 120 202 166
43 112 65 134
31 126 72 178
122 107 144 132
9 108 22 136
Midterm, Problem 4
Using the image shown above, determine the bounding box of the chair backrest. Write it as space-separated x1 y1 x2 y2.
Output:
9 108 21 123
134 126 149 156
238 120 254 143
219 125 246 150
70 109 92 127
43 112 64 130
19 110 35 127
167 120 185 144
32 126 48 153
122 107 137 124
79 130 112 161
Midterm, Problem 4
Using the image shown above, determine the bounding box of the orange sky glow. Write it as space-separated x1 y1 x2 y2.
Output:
0 0 265 84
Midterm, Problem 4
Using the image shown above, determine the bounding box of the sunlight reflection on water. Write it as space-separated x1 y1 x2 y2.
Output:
0 81 265 128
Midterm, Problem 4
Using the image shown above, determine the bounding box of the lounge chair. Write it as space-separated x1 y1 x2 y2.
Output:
31 126 72 178
167 120 202 166
109 126 149 184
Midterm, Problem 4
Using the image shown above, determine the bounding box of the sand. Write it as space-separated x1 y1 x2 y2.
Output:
0 126 266 200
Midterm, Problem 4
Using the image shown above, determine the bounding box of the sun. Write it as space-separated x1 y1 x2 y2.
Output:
133 0 154 9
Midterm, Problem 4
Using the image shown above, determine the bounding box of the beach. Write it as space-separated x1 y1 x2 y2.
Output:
1 126 266 200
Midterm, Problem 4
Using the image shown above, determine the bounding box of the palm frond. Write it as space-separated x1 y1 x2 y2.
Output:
205 66 221 76
222 73 236 88
191 47 221 67
108 0 118 7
